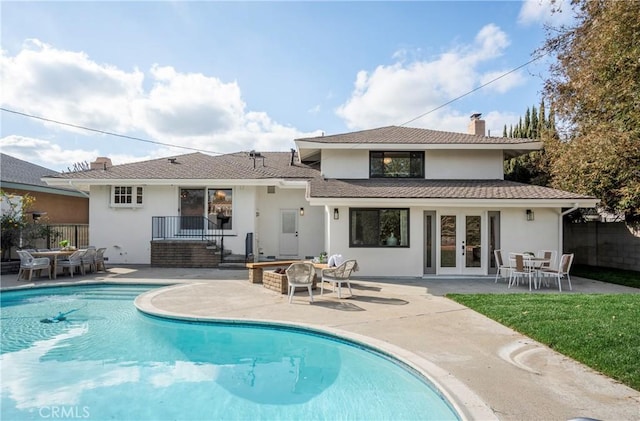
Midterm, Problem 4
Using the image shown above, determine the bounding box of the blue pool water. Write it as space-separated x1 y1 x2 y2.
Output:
1 285 459 420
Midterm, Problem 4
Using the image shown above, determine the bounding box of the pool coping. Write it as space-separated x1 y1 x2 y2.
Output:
135 282 498 421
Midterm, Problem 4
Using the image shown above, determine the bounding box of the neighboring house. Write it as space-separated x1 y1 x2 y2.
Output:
42 116 598 277
1 153 89 224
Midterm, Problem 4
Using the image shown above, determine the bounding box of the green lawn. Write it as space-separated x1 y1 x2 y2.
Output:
447 293 640 391
572 264 640 288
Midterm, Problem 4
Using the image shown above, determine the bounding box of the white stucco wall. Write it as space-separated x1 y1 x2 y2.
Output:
254 186 324 260
323 205 562 278
321 149 369 178
89 185 176 264
90 184 319 265
425 150 504 179
319 149 504 180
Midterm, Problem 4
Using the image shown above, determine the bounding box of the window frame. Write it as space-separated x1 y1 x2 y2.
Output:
369 151 425 178
111 186 144 208
349 207 410 248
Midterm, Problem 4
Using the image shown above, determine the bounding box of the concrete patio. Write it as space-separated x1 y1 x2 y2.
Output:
2 266 639 420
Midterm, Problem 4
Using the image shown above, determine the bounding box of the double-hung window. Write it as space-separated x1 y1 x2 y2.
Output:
111 186 143 207
350 208 409 247
370 151 424 178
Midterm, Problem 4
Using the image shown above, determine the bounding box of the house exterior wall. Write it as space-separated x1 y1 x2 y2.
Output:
2 187 88 224
424 150 504 179
254 186 324 260
89 185 175 264
321 150 369 178
319 149 504 180
324 205 561 277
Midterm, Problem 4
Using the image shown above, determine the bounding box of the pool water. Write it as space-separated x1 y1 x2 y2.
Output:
1 285 459 420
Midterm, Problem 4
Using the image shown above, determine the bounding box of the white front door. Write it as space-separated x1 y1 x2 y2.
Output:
279 209 299 257
438 212 484 275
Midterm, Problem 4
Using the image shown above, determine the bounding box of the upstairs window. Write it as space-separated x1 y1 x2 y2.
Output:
370 151 424 178
112 186 143 207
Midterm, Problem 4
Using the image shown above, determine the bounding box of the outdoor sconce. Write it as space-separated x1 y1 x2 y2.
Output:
526 209 535 221
299 207 305 216
333 208 339 220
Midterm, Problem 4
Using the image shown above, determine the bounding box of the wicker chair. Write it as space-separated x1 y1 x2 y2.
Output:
320 260 358 298
17 250 51 281
285 262 316 303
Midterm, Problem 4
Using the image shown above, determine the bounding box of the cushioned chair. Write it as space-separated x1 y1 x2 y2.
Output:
17 250 51 281
285 262 316 303
58 250 86 277
81 248 97 273
320 260 358 299
95 248 107 272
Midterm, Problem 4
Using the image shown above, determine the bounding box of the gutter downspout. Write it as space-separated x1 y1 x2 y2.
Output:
559 204 579 255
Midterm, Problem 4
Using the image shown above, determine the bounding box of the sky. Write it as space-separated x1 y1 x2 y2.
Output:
0 1 575 172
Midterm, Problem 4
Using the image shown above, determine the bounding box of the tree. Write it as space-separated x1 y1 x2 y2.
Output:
540 0 640 223
0 190 56 260
503 101 553 186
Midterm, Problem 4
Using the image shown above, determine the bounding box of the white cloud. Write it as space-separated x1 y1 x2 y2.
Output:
1 39 319 168
518 0 575 27
335 24 525 132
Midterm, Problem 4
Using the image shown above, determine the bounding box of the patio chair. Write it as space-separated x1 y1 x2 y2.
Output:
95 248 107 272
58 250 86 277
285 262 316 304
16 250 51 281
508 253 536 291
540 253 574 292
81 248 97 273
320 259 358 299
493 249 510 283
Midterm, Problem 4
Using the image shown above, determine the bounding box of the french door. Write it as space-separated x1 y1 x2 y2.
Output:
438 212 484 275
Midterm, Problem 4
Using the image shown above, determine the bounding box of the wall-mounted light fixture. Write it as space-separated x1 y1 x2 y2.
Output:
333 208 339 220
299 207 304 216
526 209 535 221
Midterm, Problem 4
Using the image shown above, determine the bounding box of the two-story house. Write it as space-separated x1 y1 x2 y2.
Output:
42 116 598 277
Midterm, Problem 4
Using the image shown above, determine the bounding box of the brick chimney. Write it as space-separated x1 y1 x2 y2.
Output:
468 113 486 136
90 157 113 170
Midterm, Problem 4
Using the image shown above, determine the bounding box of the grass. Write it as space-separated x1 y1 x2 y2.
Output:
572 264 640 288
447 293 640 391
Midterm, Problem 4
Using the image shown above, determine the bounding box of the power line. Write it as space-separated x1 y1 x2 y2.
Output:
0 107 231 156
398 53 547 127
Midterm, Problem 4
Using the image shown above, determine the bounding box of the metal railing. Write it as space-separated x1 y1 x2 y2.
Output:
151 216 227 261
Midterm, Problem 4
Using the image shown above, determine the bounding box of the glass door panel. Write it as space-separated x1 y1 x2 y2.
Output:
180 188 205 230
440 215 456 268
465 215 481 268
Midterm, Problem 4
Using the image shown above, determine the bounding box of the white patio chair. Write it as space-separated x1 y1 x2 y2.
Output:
540 253 574 292
285 262 316 303
320 260 358 298
95 248 107 272
58 250 86 277
508 253 536 291
494 249 510 283
81 248 97 273
16 250 51 281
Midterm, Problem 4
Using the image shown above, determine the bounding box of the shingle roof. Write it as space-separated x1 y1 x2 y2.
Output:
44 152 320 181
1 153 60 186
296 126 534 145
309 178 595 200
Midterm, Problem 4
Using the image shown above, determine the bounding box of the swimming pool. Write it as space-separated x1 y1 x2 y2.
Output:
1 285 460 420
